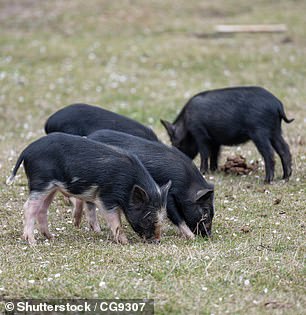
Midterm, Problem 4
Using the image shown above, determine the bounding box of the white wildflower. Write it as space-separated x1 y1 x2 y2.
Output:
99 281 107 289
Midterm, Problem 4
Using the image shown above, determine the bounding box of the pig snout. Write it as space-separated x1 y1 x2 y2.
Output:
195 218 212 237
205 223 212 237
143 225 161 244
154 224 161 240
148 238 161 245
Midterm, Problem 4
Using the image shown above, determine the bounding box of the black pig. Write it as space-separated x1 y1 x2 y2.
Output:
7 133 171 245
45 103 159 141
161 86 293 183
88 130 215 238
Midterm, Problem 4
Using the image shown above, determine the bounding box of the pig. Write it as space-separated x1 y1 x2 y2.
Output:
161 86 294 183
6 133 171 245
87 130 215 238
45 103 159 141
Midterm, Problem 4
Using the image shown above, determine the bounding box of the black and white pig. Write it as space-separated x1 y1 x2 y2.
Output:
161 86 293 183
87 130 215 238
6 133 171 245
45 103 159 141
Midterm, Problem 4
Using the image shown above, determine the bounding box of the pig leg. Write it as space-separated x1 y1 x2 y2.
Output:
271 134 292 180
195 219 212 237
251 135 275 183
84 202 101 232
189 129 211 173
178 221 195 239
63 196 72 206
23 193 46 245
72 198 84 228
193 136 210 173
198 146 210 174
167 195 195 239
210 144 220 172
96 203 128 244
36 190 56 239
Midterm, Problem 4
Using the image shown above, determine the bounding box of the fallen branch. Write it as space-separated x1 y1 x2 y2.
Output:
215 24 287 33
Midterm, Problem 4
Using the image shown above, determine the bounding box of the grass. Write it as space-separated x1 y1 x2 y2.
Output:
0 0 305 314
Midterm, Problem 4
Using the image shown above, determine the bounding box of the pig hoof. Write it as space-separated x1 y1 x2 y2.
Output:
23 233 37 246
200 166 208 174
180 232 195 240
62 196 72 206
117 234 129 245
186 233 195 240
264 180 272 184
182 230 195 240
73 219 81 228
42 232 54 240
90 223 101 233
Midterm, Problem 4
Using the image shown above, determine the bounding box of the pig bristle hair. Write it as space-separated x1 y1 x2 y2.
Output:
6 174 15 185
157 208 167 223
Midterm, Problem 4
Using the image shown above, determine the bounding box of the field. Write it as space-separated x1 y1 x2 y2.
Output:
0 0 305 314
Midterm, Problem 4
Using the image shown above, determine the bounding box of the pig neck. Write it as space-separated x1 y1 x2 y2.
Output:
173 103 189 125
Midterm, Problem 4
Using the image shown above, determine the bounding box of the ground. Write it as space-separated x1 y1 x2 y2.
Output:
0 1 305 314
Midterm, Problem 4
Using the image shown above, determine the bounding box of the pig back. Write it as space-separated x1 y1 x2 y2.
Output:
45 103 159 141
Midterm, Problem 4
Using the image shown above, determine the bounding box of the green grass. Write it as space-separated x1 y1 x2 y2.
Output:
0 0 305 314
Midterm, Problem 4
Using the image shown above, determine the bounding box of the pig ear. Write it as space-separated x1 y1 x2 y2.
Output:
160 180 172 207
160 119 175 139
132 185 149 206
194 188 214 203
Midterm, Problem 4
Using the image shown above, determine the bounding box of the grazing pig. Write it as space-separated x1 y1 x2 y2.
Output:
6 133 171 245
161 86 293 183
45 103 159 141
87 130 215 238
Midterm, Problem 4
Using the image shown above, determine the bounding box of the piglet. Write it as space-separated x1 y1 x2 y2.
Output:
88 130 215 239
45 103 159 141
161 86 293 183
7 133 171 245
